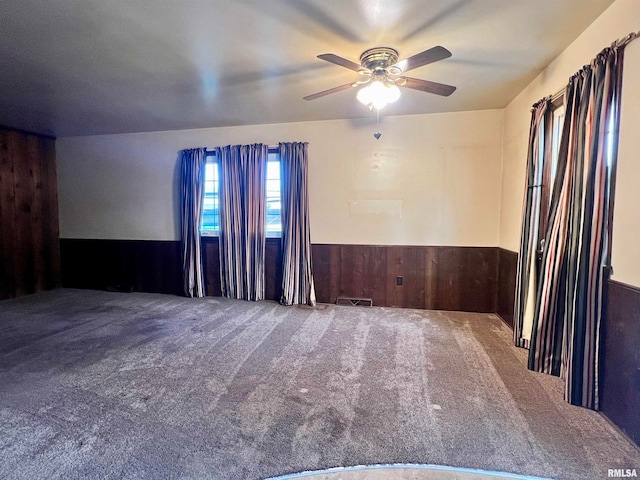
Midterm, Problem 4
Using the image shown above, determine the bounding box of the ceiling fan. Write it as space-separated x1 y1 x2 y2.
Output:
303 46 456 109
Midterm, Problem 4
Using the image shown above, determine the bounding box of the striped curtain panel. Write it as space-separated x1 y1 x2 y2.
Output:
513 99 552 349
528 43 627 409
179 148 207 297
279 142 316 306
217 144 268 301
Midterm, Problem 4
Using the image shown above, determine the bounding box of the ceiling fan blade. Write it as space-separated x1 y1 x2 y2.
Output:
303 82 354 101
392 46 452 73
401 77 456 96
317 53 362 72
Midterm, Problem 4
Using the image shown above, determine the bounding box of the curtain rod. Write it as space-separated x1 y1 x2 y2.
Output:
617 29 640 48
533 29 640 110
207 145 279 149
205 145 280 154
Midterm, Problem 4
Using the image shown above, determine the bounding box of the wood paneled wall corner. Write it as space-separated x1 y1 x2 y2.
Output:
0 127 60 300
491 251 640 448
496 248 518 328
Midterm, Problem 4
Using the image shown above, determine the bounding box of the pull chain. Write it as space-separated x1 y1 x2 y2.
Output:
374 109 381 140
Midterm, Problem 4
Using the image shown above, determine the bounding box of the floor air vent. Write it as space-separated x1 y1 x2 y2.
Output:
336 297 373 307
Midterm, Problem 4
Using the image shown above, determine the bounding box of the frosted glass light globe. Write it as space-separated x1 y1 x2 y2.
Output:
372 96 389 110
386 84 401 103
357 79 401 110
356 86 372 105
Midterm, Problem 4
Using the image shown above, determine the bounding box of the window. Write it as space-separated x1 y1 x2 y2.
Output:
201 158 220 234
605 106 617 168
534 97 565 261
201 151 282 236
550 104 565 188
265 158 282 237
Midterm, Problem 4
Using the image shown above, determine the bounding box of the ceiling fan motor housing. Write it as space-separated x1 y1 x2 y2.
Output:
359 47 401 75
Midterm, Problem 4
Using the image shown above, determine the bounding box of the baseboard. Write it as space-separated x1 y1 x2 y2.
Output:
599 411 640 453
496 313 514 330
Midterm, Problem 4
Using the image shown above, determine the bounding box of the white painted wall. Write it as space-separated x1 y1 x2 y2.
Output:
57 109 503 247
498 0 640 287
613 39 640 288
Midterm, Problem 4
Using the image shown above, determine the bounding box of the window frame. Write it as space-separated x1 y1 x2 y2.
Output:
200 148 282 238
201 152 221 237
550 102 565 191
535 95 564 265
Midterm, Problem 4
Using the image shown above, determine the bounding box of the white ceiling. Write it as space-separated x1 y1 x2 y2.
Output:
0 0 615 137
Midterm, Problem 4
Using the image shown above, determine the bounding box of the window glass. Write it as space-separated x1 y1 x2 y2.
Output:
265 156 282 237
605 107 616 167
551 105 565 188
201 161 220 234
201 152 281 237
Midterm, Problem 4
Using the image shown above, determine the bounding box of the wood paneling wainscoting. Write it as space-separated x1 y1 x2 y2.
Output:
0 127 60 299
61 239 183 295
312 244 498 312
61 239 497 312
496 248 518 328
201 237 283 301
601 279 640 446
60 238 283 300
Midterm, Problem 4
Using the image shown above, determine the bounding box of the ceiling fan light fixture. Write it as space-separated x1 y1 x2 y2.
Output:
305 46 455 103
357 80 401 110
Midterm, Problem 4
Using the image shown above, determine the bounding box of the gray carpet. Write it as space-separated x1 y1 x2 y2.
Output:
0 289 638 480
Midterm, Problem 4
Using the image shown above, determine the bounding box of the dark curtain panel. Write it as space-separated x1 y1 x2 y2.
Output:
513 99 552 349
279 142 316 306
180 148 207 297
217 144 268 301
528 43 627 409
